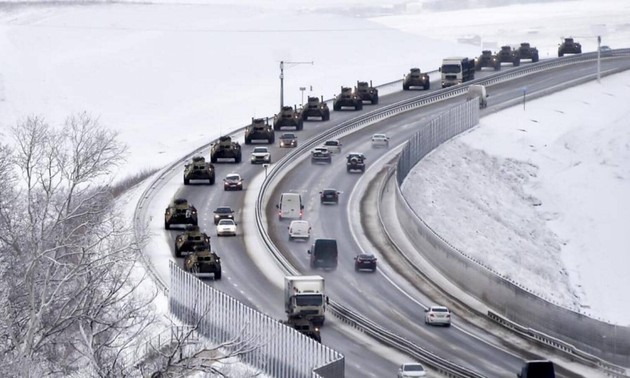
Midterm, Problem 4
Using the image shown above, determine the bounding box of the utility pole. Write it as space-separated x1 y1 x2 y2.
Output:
597 35 601 83
280 60 313 109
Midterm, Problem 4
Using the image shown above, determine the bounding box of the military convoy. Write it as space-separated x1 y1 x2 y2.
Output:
497 45 521 66
403 68 430 90
184 247 222 279
183 156 215 185
274 106 304 131
245 118 275 144
355 80 379 104
164 198 198 229
284 318 321 343
475 50 501 71
558 37 582 57
517 42 539 62
174 225 211 258
333 86 363 111
210 135 242 163
301 96 330 121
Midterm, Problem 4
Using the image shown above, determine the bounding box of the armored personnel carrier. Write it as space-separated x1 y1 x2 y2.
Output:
346 152 366 173
245 117 275 144
274 106 304 131
210 135 242 163
496 45 520 66
284 318 321 343
517 42 539 62
183 247 221 280
174 225 211 258
403 68 430 90
183 156 215 185
333 87 363 111
164 198 198 230
475 50 501 71
356 80 379 104
558 37 582 57
301 96 330 121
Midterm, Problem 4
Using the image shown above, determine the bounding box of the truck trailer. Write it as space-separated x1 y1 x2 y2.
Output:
440 57 475 88
284 275 326 325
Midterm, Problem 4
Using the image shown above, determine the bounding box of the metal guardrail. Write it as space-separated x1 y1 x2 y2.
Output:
254 50 630 377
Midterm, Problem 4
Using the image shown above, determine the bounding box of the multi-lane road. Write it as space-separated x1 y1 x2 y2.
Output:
152 56 630 377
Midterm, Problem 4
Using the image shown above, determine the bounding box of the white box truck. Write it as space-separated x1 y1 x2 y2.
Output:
284 275 326 325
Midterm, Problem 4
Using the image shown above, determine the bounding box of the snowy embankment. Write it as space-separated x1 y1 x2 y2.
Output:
402 70 630 325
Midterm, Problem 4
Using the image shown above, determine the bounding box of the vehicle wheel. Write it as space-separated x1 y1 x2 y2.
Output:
354 265 359 272
297 122 303 131
494 64 501 71
333 103 341 111
371 97 378 105
532 54 539 62
192 219 198 226
445 323 451 327
402 84 409 90
245 138 251 145
268 135 275 144
211 156 217 163
356 103 363 110
235 155 242 163
175 247 181 258
209 177 215 185
424 83 430 90
215 270 222 280
513 59 520 67
164 221 170 230
323 111 330 121
558 52 563 57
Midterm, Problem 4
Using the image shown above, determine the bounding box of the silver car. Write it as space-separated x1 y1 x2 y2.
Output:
424 305 451 326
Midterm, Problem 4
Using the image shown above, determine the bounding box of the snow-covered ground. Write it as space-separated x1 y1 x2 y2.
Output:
1 0 628 335
402 71 630 325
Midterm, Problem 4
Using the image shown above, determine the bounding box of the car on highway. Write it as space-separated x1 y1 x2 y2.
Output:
288 220 311 241
424 305 451 327
213 206 235 225
322 139 342 154
216 219 237 236
397 362 427 377
250 146 271 164
354 254 377 272
311 147 332 164
279 133 298 148
371 133 389 147
319 189 340 204
223 173 244 191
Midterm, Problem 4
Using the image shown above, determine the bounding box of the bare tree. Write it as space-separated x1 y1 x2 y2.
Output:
140 305 265 378
0 114 157 377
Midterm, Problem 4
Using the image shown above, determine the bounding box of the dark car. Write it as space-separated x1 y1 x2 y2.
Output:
213 206 235 225
320 189 340 204
279 133 298 148
354 254 377 272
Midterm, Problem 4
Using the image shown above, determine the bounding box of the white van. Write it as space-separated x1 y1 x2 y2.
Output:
288 220 311 240
276 193 304 220
466 84 488 108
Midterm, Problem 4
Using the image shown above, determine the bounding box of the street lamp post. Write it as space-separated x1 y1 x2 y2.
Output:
279 60 313 109
299 87 306 106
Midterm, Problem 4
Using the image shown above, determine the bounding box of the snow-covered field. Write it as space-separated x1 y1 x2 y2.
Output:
402 71 630 325
1 0 628 332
